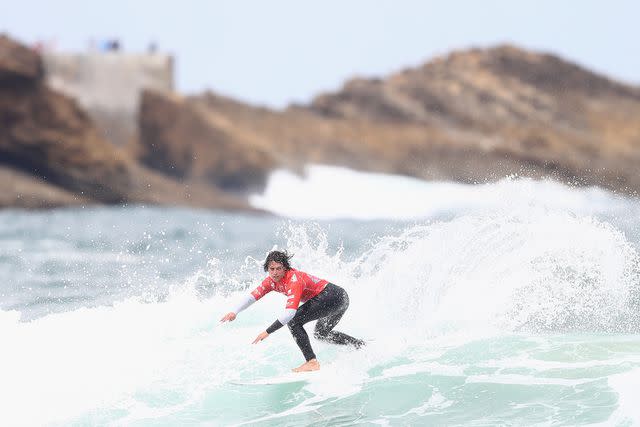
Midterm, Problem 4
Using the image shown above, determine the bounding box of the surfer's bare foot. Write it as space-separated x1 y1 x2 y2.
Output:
292 359 320 372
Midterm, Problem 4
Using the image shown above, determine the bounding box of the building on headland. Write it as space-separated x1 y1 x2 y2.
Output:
42 51 174 147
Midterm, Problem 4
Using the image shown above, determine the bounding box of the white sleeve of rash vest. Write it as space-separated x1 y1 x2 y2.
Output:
232 294 257 314
277 308 297 325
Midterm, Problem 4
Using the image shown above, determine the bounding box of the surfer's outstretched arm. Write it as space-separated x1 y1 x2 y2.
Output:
221 279 276 323
220 294 256 322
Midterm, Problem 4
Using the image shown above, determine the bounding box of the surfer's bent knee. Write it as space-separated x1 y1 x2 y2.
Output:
314 329 329 339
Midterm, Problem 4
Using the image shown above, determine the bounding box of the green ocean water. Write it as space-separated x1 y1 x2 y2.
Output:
2 176 640 426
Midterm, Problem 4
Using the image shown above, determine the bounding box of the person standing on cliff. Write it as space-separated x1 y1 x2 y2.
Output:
220 250 364 372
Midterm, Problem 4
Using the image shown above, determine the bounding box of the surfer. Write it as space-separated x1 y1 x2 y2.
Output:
220 250 364 372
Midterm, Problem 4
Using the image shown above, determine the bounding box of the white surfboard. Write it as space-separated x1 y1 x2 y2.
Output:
231 370 320 386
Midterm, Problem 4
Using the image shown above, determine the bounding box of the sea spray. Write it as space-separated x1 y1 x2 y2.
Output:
277 210 640 342
2 172 640 424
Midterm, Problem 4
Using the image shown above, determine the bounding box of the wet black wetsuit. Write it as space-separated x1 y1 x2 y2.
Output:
267 283 365 361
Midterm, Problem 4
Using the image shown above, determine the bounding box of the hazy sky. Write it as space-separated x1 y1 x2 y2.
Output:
2 0 639 108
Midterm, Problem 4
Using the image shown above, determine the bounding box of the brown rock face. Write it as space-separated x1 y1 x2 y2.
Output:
0 35 255 210
0 35 43 84
309 45 640 129
282 45 640 193
4 33 640 210
0 35 133 203
137 46 640 197
0 165 90 208
137 90 276 192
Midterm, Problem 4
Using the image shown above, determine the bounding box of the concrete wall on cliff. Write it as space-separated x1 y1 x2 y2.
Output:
42 52 174 146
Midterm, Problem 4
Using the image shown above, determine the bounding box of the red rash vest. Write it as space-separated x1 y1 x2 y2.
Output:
251 268 328 310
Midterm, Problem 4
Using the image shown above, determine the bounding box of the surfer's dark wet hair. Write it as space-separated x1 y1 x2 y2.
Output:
263 250 293 271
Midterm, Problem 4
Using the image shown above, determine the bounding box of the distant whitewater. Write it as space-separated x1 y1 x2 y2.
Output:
2 165 640 425
249 165 631 220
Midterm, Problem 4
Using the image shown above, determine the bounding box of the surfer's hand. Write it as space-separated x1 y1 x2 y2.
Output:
252 331 269 344
220 312 236 322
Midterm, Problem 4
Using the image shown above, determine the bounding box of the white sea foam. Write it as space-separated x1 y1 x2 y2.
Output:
2 195 640 425
249 165 626 220
277 209 640 339
0 287 295 425
607 368 640 425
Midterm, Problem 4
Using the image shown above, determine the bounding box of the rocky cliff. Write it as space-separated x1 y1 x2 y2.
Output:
136 90 276 192
0 34 252 210
306 46 640 191
135 45 640 196
3 33 640 210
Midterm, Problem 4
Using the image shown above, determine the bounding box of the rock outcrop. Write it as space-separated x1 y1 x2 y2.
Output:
0 34 254 210
306 46 640 192
136 90 276 192
0 165 89 208
0 35 133 204
3 32 640 210
137 45 640 196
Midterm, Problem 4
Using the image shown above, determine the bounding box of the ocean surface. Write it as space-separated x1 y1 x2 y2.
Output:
2 165 640 426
